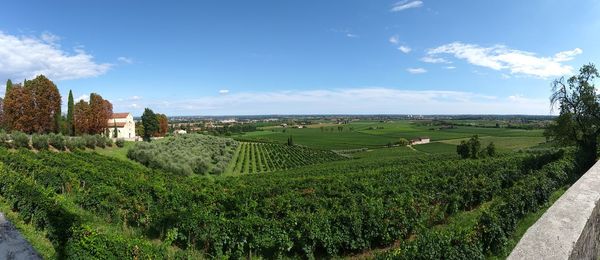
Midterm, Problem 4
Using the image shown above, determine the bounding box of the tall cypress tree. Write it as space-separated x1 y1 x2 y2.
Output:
67 90 75 135
5 79 12 97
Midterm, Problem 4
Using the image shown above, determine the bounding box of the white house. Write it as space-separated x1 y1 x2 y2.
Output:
410 137 431 145
107 112 136 139
174 129 187 135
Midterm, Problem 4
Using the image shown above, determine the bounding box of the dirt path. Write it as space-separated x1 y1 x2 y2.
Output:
0 213 41 260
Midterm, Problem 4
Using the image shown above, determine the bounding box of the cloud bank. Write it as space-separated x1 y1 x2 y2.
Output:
426 42 582 78
112 88 552 116
391 1 423 12
0 31 111 81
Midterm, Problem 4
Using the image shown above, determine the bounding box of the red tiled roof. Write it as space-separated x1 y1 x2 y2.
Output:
111 112 130 119
108 122 127 127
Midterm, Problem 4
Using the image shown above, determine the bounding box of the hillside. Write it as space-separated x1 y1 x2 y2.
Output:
0 147 575 258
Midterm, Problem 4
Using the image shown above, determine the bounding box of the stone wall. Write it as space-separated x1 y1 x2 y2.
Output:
508 161 600 260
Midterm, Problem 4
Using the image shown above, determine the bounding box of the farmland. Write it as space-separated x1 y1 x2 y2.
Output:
235 120 545 151
225 142 346 174
0 118 578 259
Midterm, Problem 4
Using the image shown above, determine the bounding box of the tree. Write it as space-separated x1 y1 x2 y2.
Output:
156 113 168 137
456 140 470 159
74 100 90 135
287 135 294 146
546 64 600 171
398 138 409 146
88 93 113 135
3 84 34 133
142 108 158 141
25 75 62 133
67 90 75 135
467 135 481 159
5 79 12 96
486 142 496 157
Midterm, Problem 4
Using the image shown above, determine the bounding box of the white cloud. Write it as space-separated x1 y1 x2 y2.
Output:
346 33 359 38
219 89 230 95
0 31 111 81
427 42 582 78
391 0 423 12
444 66 456 69
407 68 427 74
398 45 412 53
129 95 142 100
113 88 551 115
117 57 134 64
389 35 400 45
421 56 451 64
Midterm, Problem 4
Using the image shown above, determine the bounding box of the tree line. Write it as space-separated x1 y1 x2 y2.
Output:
1 75 169 139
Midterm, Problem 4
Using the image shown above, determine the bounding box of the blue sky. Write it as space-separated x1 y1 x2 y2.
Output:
1 0 599 116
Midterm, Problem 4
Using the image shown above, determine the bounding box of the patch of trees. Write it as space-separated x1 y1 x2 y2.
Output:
545 63 600 172
140 108 169 140
456 135 496 159
3 76 61 133
73 93 113 135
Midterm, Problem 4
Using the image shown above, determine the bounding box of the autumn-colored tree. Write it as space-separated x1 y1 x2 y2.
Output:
3 84 35 133
25 75 62 133
74 100 90 135
73 93 113 135
156 113 168 137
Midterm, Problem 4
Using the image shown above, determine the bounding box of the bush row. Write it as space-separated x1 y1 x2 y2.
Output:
0 131 124 151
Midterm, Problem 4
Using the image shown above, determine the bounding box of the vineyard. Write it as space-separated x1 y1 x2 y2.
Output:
0 147 577 258
225 142 346 174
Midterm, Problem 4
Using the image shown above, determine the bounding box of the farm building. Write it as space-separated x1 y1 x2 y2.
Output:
410 137 430 145
107 112 136 139
174 129 187 135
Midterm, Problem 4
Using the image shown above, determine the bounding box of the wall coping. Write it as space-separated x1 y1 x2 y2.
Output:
508 160 600 260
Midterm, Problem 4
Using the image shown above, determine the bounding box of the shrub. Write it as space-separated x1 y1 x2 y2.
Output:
65 138 77 151
11 132 30 149
115 138 125 148
95 135 106 148
48 133 66 151
83 135 96 149
0 131 11 148
32 134 49 150
106 138 114 147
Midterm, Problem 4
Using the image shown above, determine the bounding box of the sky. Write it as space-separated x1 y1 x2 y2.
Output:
1 0 599 116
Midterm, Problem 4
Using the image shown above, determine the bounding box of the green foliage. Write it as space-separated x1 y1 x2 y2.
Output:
32 134 49 150
546 63 600 170
5 79 12 94
456 135 486 159
48 133 65 150
95 135 106 148
398 138 409 146
66 90 74 136
65 137 86 151
141 108 158 141
11 131 29 148
115 138 125 148
82 135 96 149
0 131 10 148
128 134 237 175
287 135 294 146
486 142 496 157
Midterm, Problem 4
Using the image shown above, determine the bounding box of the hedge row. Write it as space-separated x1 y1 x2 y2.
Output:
0 131 124 151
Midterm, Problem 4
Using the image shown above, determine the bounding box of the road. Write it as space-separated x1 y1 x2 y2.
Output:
0 213 41 260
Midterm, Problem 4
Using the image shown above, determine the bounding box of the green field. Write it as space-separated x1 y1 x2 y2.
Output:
236 120 545 151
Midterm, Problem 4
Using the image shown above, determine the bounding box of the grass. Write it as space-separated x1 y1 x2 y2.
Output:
440 136 546 152
413 142 457 154
91 141 135 161
351 146 421 159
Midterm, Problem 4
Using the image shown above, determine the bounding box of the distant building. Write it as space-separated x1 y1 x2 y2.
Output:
174 129 187 135
410 137 430 145
220 119 237 124
107 112 136 139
